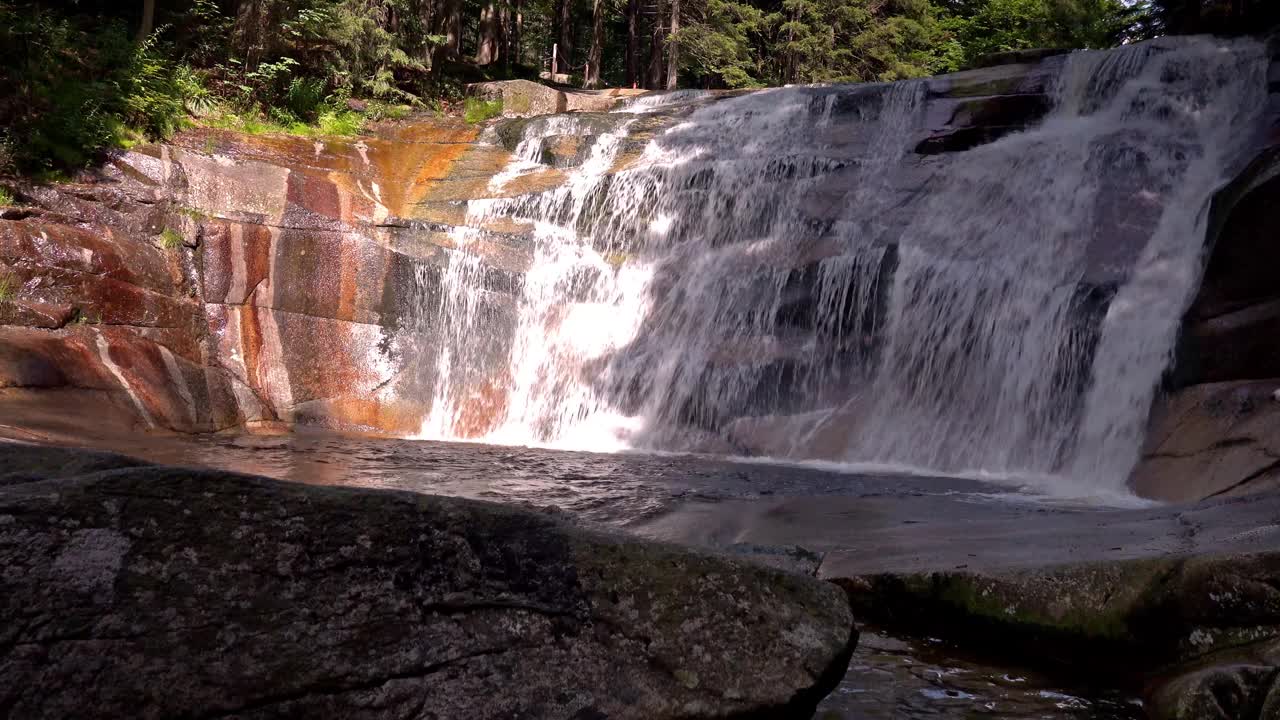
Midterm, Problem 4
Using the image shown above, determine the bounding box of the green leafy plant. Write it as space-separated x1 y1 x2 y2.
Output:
0 187 14 206
463 98 503 124
159 228 184 250
316 109 364 135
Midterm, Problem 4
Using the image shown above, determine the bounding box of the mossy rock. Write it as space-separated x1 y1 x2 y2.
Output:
837 552 1280 678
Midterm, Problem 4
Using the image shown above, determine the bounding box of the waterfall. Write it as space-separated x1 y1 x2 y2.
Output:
404 35 1270 495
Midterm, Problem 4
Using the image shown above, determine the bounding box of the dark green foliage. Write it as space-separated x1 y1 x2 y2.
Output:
0 4 201 172
938 0 1139 67
0 0 1247 176
1138 0 1280 37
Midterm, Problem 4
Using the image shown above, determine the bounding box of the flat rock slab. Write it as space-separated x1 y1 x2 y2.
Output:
633 491 1280 577
0 444 857 720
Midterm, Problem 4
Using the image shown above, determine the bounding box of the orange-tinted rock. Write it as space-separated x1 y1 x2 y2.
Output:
206 304 400 430
1 116 541 438
0 326 262 433
0 219 179 297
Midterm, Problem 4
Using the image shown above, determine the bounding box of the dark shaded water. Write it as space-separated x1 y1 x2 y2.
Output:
824 631 1140 719
80 429 1142 719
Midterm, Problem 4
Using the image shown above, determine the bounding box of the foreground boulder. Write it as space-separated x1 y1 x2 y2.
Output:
0 445 857 720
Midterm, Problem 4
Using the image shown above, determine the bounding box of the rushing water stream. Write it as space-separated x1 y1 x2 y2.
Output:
403 36 1269 499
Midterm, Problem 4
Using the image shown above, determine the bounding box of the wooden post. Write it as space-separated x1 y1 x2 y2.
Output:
552 42 559 76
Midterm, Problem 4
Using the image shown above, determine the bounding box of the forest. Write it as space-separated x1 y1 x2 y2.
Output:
0 0 1275 174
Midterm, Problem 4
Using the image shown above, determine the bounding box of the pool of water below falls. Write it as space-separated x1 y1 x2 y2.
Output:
65 429 1152 719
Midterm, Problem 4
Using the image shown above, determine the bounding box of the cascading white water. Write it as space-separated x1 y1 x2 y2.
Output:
407 35 1270 495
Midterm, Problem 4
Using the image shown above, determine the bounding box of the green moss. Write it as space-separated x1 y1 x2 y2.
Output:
463 97 503 124
917 566 1160 643
159 228 184 250
0 187 13 206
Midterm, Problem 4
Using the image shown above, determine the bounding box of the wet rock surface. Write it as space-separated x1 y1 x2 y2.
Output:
1134 43 1280 502
835 553 1280 720
35 427 1280 718
0 443 858 720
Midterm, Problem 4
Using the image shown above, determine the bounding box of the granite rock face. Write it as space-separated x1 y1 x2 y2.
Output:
0 444 858 720
1134 38 1280 501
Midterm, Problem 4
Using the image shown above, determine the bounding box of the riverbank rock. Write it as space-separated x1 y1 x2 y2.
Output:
834 552 1280 719
467 79 642 117
1134 39 1280 502
0 444 858 720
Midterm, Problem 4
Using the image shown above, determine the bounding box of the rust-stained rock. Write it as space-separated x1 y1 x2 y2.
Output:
0 115 528 437
0 326 262 433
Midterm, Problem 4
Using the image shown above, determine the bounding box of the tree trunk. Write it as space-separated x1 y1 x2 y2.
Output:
430 0 463 69
514 0 524 66
476 2 500 64
500 2 512 69
557 0 574 72
233 0 272 72
778 9 788 83
137 0 155 42
664 0 679 89
586 0 604 87
647 0 665 89
446 0 463 57
625 0 639 87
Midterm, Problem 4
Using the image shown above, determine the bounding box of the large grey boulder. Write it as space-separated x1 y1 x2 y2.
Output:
0 444 857 720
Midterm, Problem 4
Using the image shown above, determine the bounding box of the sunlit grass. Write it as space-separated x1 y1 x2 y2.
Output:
0 274 17 302
201 104 366 138
159 228 184 250
463 97 503 124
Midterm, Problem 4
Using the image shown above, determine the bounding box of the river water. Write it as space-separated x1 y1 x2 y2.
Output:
81 428 1149 719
